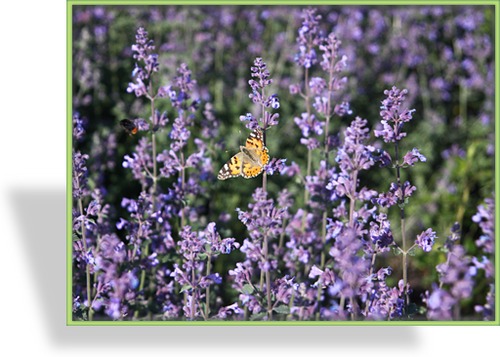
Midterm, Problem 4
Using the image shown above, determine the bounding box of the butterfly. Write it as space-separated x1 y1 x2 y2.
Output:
217 128 270 180
120 119 138 135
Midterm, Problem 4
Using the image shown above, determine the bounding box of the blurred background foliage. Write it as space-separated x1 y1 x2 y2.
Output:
72 5 494 313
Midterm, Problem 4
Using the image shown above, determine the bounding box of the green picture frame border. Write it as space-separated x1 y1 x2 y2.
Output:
66 0 500 326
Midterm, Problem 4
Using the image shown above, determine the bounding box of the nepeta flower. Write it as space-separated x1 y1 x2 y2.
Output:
73 112 86 141
247 57 280 129
306 161 337 209
265 158 287 176
334 101 352 117
215 303 244 319
437 245 476 299
236 188 286 241
170 63 199 112
402 148 427 166
424 285 456 320
122 137 153 187
373 181 416 208
73 151 90 200
309 77 326 95
415 228 437 252
374 86 416 143
127 27 159 97
472 196 495 254
329 227 370 305
201 102 220 139
337 117 376 172
471 196 495 319
309 265 336 288
295 112 324 137
369 214 394 250
294 8 322 68
364 272 406 320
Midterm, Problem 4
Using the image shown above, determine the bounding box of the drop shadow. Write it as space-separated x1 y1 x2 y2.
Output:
11 187 418 349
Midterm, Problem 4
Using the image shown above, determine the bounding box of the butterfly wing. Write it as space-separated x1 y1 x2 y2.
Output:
245 128 270 166
245 128 265 150
241 159 265 178
217 152 244 180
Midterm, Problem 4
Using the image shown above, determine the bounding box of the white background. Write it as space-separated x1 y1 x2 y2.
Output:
0 0 498 355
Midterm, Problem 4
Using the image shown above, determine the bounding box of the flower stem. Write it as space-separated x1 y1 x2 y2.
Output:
261 231 272 320
205 254 212 319
78 197 93 321
135 94 158 319
303 67 312 210
394 141 409 307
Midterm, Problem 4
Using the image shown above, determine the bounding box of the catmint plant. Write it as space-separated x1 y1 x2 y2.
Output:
171 223 239 320
72 6 494 322
228 57 286 320
373 86 434 312
472 197 495 320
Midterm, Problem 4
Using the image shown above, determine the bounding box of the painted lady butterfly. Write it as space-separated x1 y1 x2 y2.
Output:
217 128 269 180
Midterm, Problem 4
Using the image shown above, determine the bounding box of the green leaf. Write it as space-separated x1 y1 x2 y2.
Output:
273 305 290 314
241 284 255 295
180 284 192 293
392 246 402 256
250 312 267 321
406 302 419 316
197 253 208 261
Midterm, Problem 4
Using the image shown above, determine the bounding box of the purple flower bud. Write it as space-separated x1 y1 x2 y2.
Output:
86 200 101 216
416 228 437 252
265 158 287 176
403 148 427 166
289 83 301 95
375 86 415 143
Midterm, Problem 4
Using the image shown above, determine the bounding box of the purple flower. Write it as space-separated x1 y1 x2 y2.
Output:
309 266 336 288
309 77 326 95
247 57 280 129
281 161 301 177
415 228 437 252
472 197 495 254
294 112 324 138
122 138 153 187
73 112 86 141
201 102 220 139
265 158 287 176
373 181 416 208
274 276 297 305
127 27 159 97
306 160 337 209
329 227 369 301
319 33 344 73
402 148 427 166
374 86 416 143
294 8 323 68
236 188 286 241
424 285 456 320
170 63 198 112
369 214 394 250
73 151 90 200
334 101 352 117
239 112 260 131
216 303 244 319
